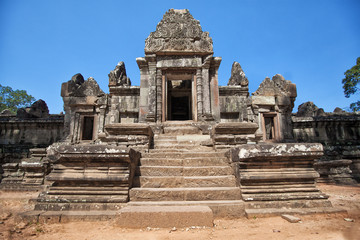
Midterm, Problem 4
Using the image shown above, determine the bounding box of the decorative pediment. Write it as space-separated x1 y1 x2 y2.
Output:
252 74 296 98
145 9 213 54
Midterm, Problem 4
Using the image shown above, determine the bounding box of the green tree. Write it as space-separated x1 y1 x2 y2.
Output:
0 84 36 113
342 57 360 111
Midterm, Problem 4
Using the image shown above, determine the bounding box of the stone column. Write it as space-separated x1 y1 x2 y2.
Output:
210 57 221 121
73 112 81 143
137 57 149 123
98 105 106 134
146 55 157 122
156 69 162 122
63 105 72 140
109 96 119 123
202 56 211 119
162 74 167 122
196 68 203 120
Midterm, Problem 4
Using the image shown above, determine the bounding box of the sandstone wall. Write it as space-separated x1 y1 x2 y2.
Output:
219 86 248 122
292 114 360 183
0 115 64 164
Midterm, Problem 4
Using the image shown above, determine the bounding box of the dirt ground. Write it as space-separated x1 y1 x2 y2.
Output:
0 184 359 240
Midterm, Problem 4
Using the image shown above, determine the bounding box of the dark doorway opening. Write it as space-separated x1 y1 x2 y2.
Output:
264 117 275 140
82 116 94 140
171 96 190 120
167 80 192 121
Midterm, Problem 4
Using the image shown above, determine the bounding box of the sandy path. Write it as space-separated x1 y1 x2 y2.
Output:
1 184 359 240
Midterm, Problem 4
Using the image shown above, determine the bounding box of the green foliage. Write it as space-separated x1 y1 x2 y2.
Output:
0 84 36 113
342 57 360 111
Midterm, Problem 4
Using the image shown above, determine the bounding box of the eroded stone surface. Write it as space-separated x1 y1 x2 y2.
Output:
228 62 249 87
108 61 131 86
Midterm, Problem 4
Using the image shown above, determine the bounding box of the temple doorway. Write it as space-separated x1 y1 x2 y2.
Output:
167 80 192 120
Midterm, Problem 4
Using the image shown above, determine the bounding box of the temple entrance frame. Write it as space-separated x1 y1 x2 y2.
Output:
161 70 197 122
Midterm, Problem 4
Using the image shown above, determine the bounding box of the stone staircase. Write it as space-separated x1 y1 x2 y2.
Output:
127 122 244 219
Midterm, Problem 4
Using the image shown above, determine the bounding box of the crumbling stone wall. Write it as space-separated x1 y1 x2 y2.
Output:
0 102 64 162
0 101 64 183
293 102 360 183
219 62 249 123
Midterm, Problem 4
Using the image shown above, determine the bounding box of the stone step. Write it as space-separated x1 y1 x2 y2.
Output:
139 157 230 166
155 134 210 142
242 192 329 201
133 176 237 188
241 180 316 186
245 207 347 218
152 145 213 150
47 190 129 195
241 168 316 172
48 186 128 191
142 152 226 158
162 121 197 127
130 187 241 201
154 140 181 145
241 183 316 189
32 202 126 211
163 126 201 135
36 195 128 203
127 200 245 218
154 134 177 141
116 206 213 228
136 166 234 176
240 171 319 181
241 187 320 194
149 148 212 153
245 199 333 209
21 210 118 223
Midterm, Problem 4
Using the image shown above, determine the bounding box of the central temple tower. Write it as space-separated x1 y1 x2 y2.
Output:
137 9 221 122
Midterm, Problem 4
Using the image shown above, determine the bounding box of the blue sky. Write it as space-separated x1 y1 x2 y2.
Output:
1 0 359 114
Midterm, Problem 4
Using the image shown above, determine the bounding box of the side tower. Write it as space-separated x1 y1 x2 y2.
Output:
137 9 221 123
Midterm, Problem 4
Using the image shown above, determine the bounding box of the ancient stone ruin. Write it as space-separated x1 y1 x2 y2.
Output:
1 9 359 227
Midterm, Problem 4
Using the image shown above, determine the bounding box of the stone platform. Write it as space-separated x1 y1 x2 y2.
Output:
228 143 344 217
117 206 213 228
21 123 347 226
34 144 140 211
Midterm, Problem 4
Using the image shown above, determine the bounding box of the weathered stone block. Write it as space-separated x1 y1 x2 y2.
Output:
117 206 213 228
252 96 275 105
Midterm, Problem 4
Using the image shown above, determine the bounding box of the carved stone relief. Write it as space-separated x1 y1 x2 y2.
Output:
145 9 213 53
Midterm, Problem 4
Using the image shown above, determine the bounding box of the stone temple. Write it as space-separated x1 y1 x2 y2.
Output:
1 9 359 226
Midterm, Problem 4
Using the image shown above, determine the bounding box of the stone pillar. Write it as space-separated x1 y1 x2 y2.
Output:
202 56 211 119
137 57 149 123
63 105 72 140
162 74 167 122
73 112 81 143
109 96 119 123
146 55 157 122
98 106 106 134
156 69 162 122
196 68 203 120
279 107 294 141
210 57 221 121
